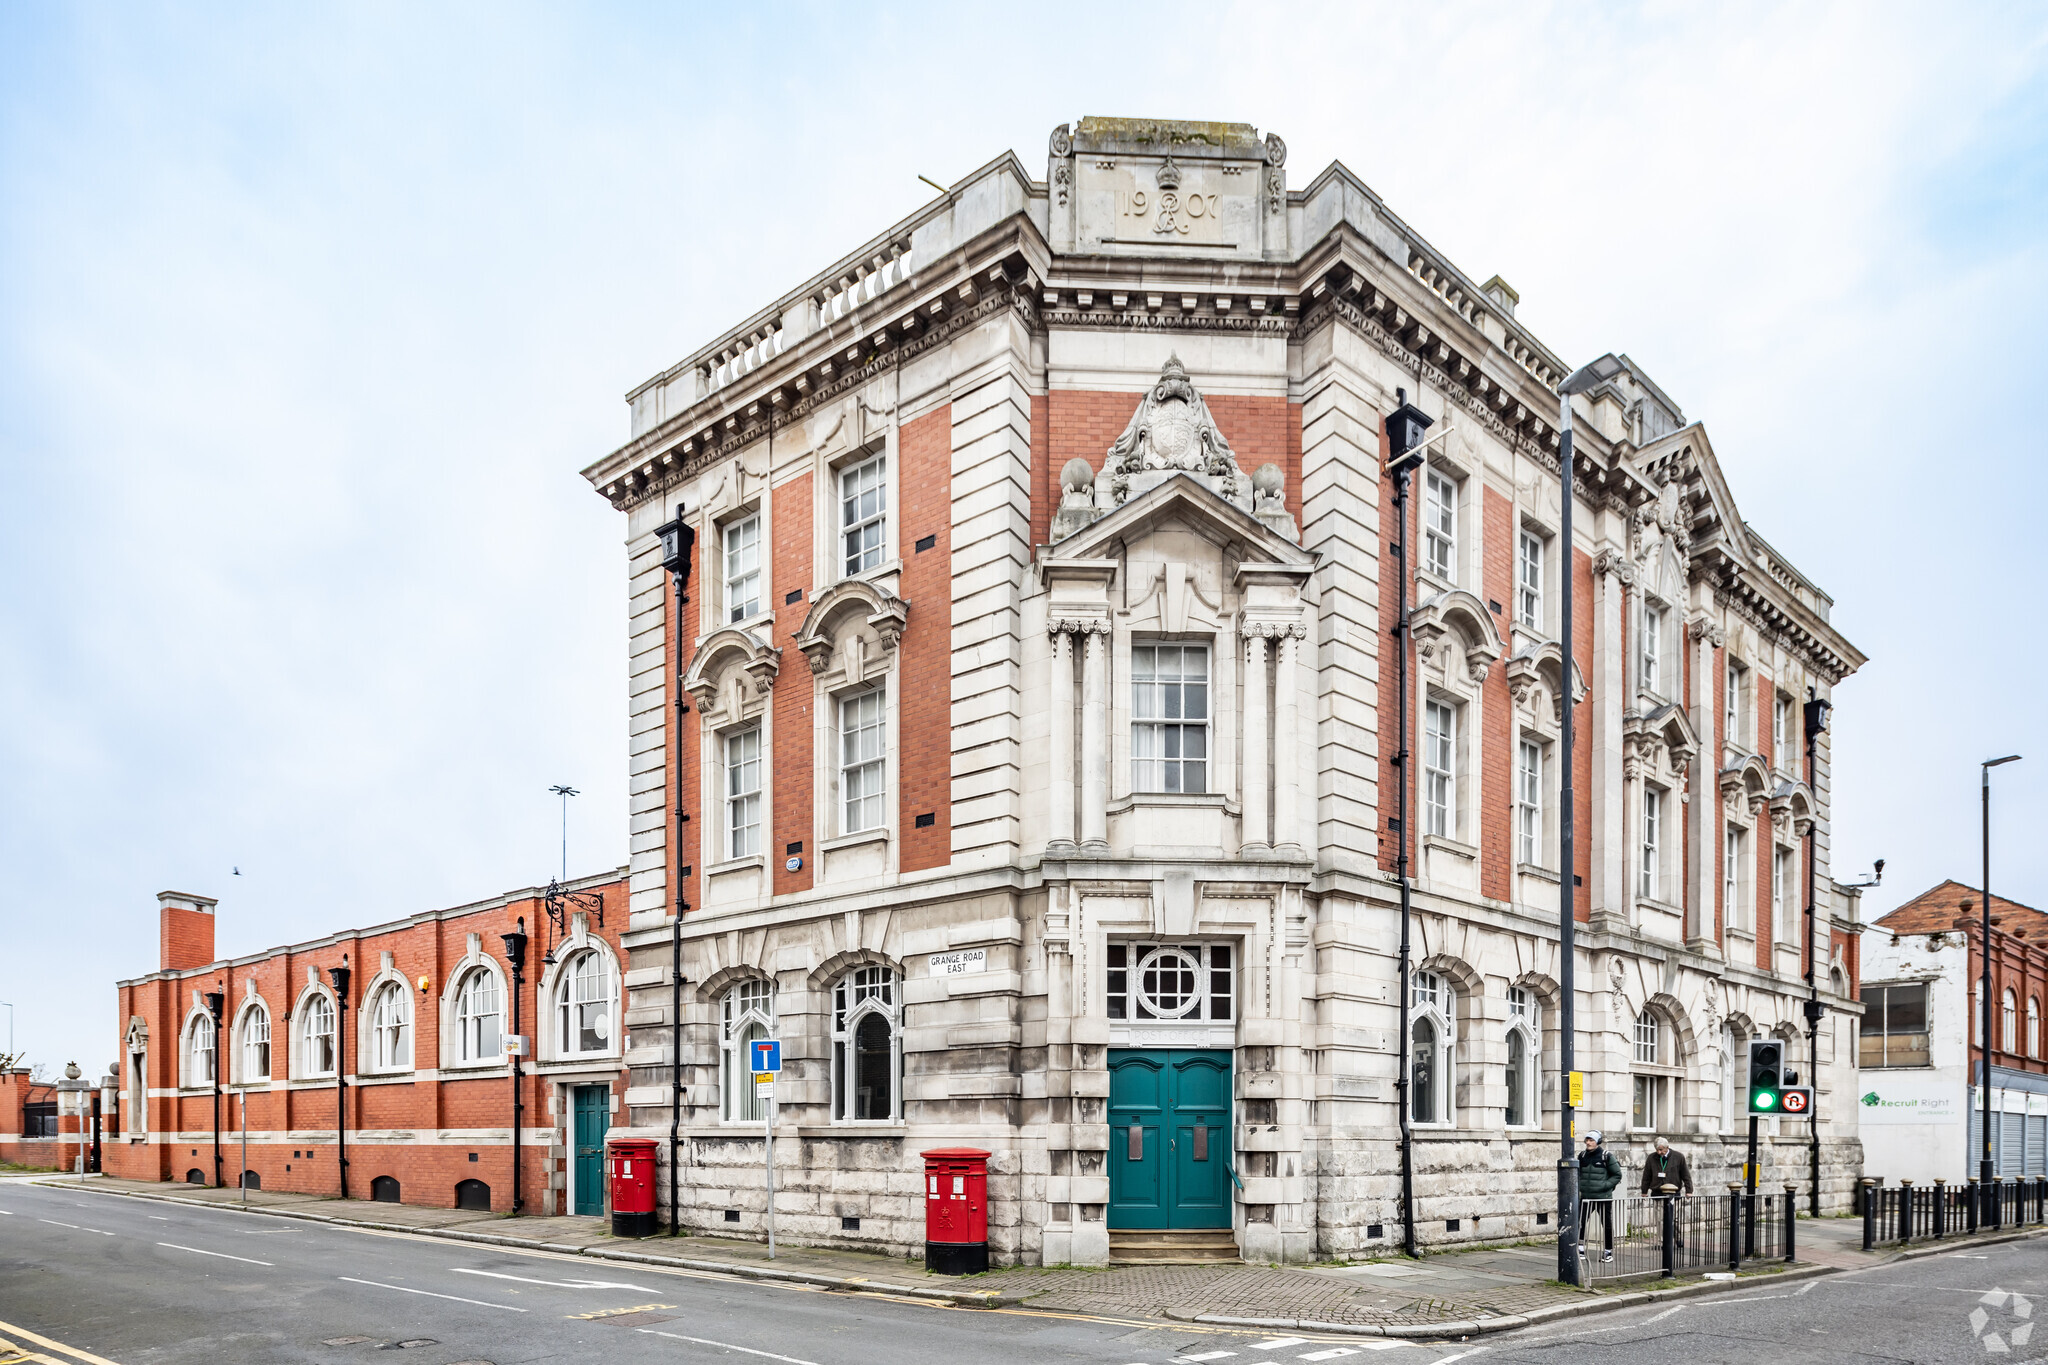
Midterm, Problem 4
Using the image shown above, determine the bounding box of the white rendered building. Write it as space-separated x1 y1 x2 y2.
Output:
581 117 1869 1265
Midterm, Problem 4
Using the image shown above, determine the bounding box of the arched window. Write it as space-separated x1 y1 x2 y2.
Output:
240 1004 270 1082
186 1014 215 1088
556 950 617 1057
454 968 503 1063
831 966 899 1122
2004 989 2019 1054
2030 999 2041 1060
1505 986 1537 1128
1409 971 1454 1126
720 979 775 1122
369 982 411 1072
1632 1009 1667 1132
300 994 336 1077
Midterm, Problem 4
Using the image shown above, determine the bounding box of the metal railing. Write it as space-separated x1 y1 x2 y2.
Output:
1578 1187 1796 1284
1860 1176 2048 1251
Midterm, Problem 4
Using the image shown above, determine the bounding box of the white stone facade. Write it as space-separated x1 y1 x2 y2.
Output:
582 117 1870 1264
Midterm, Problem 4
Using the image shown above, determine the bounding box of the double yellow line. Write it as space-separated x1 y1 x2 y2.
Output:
0 1318 119 1365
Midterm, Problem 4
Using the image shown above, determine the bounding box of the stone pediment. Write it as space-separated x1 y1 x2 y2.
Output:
1043 469 1314 574
1050 355 1299 546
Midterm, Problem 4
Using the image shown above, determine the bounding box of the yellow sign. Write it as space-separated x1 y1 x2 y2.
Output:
754 1073 774 1085
1568 1071 1585 1108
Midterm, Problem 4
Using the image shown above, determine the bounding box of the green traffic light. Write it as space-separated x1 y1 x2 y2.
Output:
1751 1088 1777 1111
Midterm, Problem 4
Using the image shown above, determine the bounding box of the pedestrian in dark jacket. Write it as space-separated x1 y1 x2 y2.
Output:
1641 1136 1693 1248
1640 1136 1693 1195
1577 1131 1623 1262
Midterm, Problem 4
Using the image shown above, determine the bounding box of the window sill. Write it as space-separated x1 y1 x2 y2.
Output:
1423 834 1479 860
1516 862 1560 884
694 618 776 650
1727 928 1757 944
1637 897 1683 917
1633 1063 1683 1078
797 1123 906 1138
286 1077 338 1088
353 1071 416 1086
821 828 889 853
1108 792 1241 815
439 1060 510 1076
707 854 766 877
535 1055 620 1072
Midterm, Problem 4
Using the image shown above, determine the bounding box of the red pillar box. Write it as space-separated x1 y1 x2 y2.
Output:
608 1138 658 1238
921 1147 990 1274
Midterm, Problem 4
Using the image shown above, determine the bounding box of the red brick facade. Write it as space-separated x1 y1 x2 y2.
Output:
773 472 815 896
898 405 952 873
1480 486 1513 901
106 877 628 1216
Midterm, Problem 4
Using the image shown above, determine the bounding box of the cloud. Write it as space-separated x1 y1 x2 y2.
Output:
2 2 2044 1069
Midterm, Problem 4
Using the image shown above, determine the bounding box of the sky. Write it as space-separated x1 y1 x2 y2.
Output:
3 2 2045 1074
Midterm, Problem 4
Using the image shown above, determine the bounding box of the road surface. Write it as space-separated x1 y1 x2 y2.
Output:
2 1177 2044 1364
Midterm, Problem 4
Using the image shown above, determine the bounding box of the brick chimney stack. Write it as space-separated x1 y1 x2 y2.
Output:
158 890 218 971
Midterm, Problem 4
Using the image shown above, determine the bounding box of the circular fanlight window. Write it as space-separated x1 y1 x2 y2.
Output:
1137 947 1203 1019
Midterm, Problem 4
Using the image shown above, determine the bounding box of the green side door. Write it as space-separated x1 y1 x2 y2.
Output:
1109 1049 1232 1230
573 1084 609 1217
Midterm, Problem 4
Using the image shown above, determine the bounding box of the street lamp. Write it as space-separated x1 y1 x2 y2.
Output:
1552 352 1625 1286
1980 754 2021 1222
655 503 696 1235
549 785 579 884
1383 387 1433 1260
1800 693 1832 1217
327 960 351 1200
500 920 529 1216
204 990 225 1188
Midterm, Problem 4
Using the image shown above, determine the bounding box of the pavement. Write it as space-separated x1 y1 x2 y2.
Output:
5 1176 2046 1365
14 1175 2048 1344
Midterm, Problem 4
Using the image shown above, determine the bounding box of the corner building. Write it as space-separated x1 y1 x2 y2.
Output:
584 118 1869 1265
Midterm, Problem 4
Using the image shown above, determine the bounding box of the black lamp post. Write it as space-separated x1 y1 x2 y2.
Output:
1385 388 1432 1260
501 920 529 1215
326 960 351 1199
656 504 696 1235
204 990 225 1188
1552 352 1624 1286
1800 693 1831 1217
1981 754 2021 1221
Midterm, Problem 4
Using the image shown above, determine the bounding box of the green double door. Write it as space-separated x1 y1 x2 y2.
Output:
572 1084 609 1217
1108 1049 1232 1230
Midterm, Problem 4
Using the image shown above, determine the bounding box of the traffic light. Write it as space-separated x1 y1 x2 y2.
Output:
1748 1038 1784 1114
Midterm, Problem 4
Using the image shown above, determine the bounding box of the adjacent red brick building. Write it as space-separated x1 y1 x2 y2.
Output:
107 872 629 1216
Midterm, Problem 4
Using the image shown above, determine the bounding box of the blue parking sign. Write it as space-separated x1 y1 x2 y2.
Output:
751 1039 782 1074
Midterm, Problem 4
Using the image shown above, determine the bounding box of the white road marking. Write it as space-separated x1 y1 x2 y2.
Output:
1354 1346 1406 1353
37 1220 113 1236
0 1208 11 1214
1795 1281 1816 1296
148 1216 169 1221
1299 1350 1359 1360
638 1328 821 1364
1642 1305 1684 1324
451 1267 651 1291
1429 1350 1490 1365
338 1277 529 1311
158 1242 274 1266
1251 1341 1309 1351
1175 1353 1237 1362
